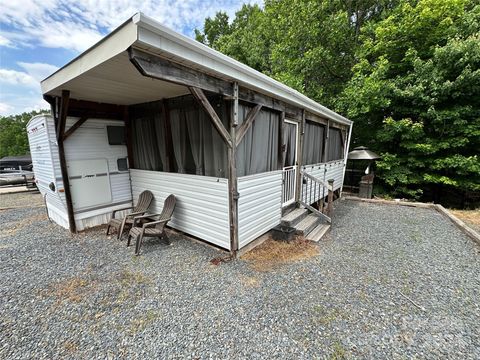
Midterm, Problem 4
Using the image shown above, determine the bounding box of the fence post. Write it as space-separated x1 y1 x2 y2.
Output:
327 179 334 216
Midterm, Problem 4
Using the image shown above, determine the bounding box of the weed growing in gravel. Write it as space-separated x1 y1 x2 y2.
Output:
49 275 98 303
329 341 347 359
241 236 319 271
127 309 162 335
313 305 345 326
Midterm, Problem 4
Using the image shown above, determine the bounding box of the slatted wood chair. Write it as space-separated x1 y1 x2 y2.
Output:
127 194 176 255
106 190 154 240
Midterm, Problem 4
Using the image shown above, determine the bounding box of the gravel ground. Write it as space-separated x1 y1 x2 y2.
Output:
0 194 479 359
0 191 43 209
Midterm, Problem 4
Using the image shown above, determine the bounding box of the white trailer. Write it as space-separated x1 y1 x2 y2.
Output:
31 12 353 254
27 115 132 231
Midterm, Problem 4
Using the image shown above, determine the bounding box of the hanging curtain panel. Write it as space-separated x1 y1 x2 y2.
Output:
237 104 280 177
283 122 296 167
130 95 229 178
131 102 166 171
303 121 325 165
328 128 345 161
168 94 228 178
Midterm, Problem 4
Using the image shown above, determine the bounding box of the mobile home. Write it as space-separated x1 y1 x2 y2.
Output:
29 13 352 254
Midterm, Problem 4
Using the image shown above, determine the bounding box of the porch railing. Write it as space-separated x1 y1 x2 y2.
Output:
282 166 296 206
300 170 331 223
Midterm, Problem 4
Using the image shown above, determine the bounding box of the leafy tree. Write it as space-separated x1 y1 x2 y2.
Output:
194 11 231 48
0 110 49 159
339 0 480 199
195 1 398 107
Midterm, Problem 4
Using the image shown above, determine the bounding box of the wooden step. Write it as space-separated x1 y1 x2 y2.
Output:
280 208 309 228
306 224 331 242
295 214 321 236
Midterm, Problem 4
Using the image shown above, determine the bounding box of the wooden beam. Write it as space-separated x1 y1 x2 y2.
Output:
63 116 88 141
57 91 69 141
57 90 76 233
129 47 233 96
323 119 330 163
237 87 303 120
227 84 240 254
189 86 233 148
235 104 262 147
67 98 124 120
295 109 305 205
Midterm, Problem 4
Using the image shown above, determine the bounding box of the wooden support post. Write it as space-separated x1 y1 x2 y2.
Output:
295 110 305 205
57 90 76 233
228 82 240 255
235 104 262 146
323 119 330 163
327 179 334 217
189 86 233 148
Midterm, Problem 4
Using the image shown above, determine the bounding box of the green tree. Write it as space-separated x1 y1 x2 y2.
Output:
195 1 398 107
0 110 49 159
339 0 480 199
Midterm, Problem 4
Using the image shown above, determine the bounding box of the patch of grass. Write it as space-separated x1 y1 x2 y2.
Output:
128 309 161 335
313 305 345 326
240 275 260 288
62 340 79 353
329 341 347 359
450 209 480 232
241 236 319 271
49 275 98 303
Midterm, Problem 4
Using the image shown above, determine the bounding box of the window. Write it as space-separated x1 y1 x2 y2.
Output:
117 158 128 172
107 126 126 145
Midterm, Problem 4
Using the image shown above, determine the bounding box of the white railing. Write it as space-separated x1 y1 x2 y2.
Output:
300 170 331 223
282 166 296 206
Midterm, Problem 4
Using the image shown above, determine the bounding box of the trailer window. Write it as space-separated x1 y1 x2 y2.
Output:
107 126 126 145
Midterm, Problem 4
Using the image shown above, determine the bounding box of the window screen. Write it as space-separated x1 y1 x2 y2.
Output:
107 126 126 145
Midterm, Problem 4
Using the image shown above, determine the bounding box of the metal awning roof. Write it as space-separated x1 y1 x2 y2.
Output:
41 12 352 126
348 146 381 160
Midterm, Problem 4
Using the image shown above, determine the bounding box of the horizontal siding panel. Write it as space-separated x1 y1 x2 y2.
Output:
238 171 282 248
130 169 230 249
325 160 344 191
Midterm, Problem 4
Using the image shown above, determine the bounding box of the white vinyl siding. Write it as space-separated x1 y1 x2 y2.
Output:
130 169 231 249
237 171 283 249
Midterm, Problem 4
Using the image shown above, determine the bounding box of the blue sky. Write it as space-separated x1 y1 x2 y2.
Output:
0 0 261 116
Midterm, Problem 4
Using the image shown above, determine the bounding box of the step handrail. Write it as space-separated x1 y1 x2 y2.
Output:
300 169 331 224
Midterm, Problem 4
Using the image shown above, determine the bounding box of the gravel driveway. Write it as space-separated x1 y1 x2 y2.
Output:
1 194 479 359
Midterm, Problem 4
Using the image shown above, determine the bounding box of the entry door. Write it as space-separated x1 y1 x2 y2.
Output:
282 120 298 206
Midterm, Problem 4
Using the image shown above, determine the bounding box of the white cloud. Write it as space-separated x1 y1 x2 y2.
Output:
0 102 14 115
17 62 59 82
0 0 264 52
0 69 38 88
0 34 13 47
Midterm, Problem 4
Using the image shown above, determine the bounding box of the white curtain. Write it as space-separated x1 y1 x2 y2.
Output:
283 123 296 167
328 128 344 161
131 102 166 171
237 104 280 177
169 108 187 173
303 121 324 165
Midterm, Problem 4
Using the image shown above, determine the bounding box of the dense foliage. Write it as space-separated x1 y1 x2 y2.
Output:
0 110 49 159
196 0 480 205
